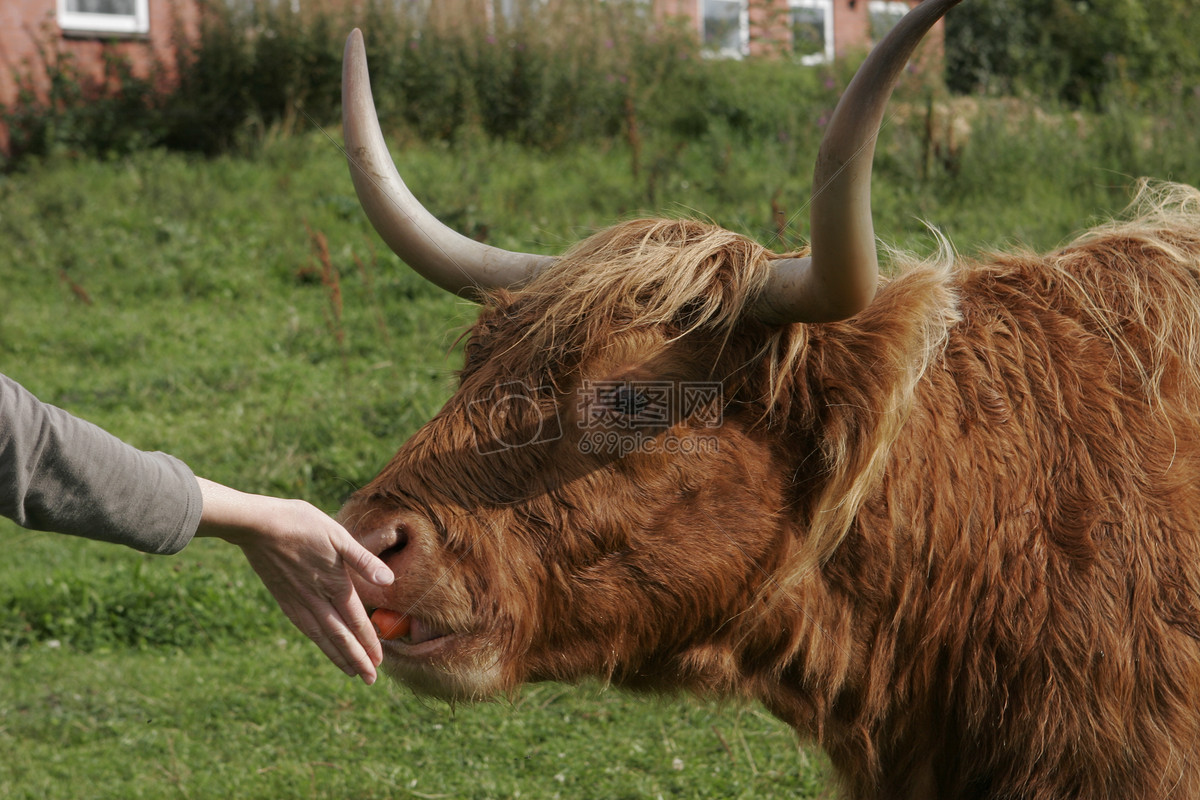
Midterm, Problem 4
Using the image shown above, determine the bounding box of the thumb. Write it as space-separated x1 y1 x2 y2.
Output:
336 529 395 586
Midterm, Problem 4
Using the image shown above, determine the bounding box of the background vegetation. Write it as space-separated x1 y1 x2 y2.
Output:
944 0 1200 104
2 0 1200 797
5 0 1200 168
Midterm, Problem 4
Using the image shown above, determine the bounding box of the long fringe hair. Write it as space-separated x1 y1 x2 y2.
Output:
486 182 1200 580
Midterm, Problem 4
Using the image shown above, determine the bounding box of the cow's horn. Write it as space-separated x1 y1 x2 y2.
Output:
342 29 553 299
752 0 961 325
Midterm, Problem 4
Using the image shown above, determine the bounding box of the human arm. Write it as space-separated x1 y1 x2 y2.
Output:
0 372 200 553
1 372 393 683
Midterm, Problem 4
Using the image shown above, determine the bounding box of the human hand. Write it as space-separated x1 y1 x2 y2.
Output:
194 478 394 684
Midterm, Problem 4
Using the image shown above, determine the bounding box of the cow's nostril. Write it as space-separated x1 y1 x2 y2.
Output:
379 523 409 562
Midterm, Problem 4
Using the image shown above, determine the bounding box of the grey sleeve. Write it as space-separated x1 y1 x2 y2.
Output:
0 373 203 555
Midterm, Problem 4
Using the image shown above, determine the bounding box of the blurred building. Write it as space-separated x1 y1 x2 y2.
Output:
478 1 932 62
657 0 925 62
0 1 200 153
0 0 939 154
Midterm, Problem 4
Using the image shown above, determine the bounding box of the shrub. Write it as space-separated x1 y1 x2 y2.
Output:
1 0 841 166
0 26 164 168
945 0 1200 107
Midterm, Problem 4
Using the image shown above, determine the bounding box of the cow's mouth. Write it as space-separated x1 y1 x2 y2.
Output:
371 607 452 652
370 606 506 700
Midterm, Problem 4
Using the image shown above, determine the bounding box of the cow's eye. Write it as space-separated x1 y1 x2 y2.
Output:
609 385 650 416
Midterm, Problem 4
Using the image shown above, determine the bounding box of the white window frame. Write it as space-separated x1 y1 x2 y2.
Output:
867 0 910 43
701 0 749 59
789 0 833 66
57 0 150 36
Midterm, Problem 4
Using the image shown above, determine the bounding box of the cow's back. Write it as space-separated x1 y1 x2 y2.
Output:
837 182 1200 798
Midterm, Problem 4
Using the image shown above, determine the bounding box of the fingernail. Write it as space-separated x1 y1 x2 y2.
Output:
373 566 395 585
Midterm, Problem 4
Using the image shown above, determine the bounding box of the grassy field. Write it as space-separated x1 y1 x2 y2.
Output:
1 96 1198 797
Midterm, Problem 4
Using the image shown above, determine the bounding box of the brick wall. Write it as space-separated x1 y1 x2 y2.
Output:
0 0 199 153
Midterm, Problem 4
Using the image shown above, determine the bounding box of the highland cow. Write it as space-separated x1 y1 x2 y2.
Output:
337 1 1200 797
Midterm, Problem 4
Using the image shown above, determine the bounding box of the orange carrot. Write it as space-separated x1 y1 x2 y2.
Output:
371 608 411 640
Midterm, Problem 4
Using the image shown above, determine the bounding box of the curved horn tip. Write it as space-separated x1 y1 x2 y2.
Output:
339 23 554 298
754 0 959 326
344 27 363 61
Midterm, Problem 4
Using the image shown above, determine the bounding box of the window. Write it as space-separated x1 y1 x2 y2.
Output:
702 0 747 58
789 0 833 65
57 0 150 35
868 0 910 43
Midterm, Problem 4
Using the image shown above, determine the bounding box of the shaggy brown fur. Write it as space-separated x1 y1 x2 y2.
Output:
340 180 1200 799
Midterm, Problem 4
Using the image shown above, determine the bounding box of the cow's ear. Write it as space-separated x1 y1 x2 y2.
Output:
461 315 498 374
460 292 522 373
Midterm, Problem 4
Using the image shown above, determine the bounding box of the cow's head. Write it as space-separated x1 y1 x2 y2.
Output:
338 0 959 701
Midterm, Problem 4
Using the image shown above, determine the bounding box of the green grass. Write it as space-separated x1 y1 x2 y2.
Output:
0 646 827 799
1 97 1198 797
0 535 829 799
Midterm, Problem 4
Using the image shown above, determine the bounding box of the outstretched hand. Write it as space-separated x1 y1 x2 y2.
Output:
194 478 394 684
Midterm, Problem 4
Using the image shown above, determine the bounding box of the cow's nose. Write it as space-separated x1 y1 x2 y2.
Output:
357 519 408 560
339 497 437 581
356 511 438 580
343 514 422 609
376 521 410 567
